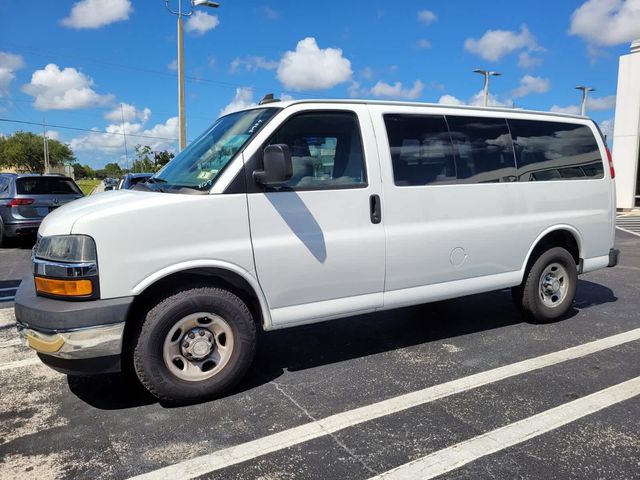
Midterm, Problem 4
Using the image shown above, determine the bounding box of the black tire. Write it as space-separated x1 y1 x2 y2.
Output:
132 287 256 404
0 219 5 248
516 247 577 323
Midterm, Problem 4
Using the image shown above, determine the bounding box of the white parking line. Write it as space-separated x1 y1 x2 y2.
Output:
129 327 640 480
616 226 640 238
0 357 40 372
369 375 640 480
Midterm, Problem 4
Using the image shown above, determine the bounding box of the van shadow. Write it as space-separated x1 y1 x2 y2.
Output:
264 191 327 263
68 279 616 409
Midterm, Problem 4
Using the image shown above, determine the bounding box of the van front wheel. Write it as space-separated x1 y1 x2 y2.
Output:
515 247 577 323
133 287 256 404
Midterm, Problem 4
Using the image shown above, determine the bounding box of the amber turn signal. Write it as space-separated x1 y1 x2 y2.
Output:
35 277 93 297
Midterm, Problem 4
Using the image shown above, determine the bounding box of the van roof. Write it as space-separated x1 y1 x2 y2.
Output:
249 98 587 121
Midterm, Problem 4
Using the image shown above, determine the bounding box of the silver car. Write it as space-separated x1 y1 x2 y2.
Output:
0 174 83 246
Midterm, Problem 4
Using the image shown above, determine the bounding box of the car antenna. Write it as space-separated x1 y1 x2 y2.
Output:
259 93 279 105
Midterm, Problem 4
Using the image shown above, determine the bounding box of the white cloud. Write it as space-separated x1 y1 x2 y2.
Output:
279 93 295 102
518 51 543 69
549 96 615 115
550 104 581 115
464 25 541 61
104 103 151 123
230 56 278 73
61 0 131 29
220 87 255 115
46 130 61 141
370 80 424 100
416 39 432 49
440 90 510 107
0 52 25 97
277 37 352 91
22 64 114 110
185 11 219 36
512 75 551 98
438 94 465 106
469 90 511 107
600 118 614 140
264 6 279 19
570 0 640 46
417 10 437 24
167 59 178 71
588 94 616 110
70 117 178 153
361 67 374 81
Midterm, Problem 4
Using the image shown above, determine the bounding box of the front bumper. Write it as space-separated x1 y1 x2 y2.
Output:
14 277 134 374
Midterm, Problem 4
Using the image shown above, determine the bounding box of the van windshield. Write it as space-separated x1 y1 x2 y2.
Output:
150 108 278 192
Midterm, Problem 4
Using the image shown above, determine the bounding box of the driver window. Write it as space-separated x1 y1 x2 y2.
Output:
267 111 367 189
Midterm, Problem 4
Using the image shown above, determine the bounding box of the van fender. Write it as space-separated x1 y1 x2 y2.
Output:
518 224 584 281
131 260 274 330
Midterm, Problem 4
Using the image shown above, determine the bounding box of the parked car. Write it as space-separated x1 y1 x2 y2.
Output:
118 173 153 189
15 99 618 404
0 173 83 246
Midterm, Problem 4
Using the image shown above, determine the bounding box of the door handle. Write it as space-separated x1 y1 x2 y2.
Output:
370 194 381 224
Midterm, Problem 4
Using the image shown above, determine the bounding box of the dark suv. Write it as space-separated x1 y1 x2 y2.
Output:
0 174 84 246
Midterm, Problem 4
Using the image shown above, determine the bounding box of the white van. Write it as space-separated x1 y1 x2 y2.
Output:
15 99 618 403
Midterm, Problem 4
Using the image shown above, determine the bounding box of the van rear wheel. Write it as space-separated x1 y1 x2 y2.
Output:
132 286 256 404
514 247 577 323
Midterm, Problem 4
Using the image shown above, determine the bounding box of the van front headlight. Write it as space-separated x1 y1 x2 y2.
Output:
33 235 99 299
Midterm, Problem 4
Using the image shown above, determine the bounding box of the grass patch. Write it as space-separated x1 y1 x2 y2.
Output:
76 179 101 195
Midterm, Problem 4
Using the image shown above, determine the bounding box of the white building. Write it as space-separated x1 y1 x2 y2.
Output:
613 40 640 210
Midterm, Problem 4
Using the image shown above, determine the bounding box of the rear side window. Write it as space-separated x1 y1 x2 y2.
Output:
16 177 82 195
508 120 604 181
267 111 366 190
384 114 456 186
0 177 9 195
446 116 516 183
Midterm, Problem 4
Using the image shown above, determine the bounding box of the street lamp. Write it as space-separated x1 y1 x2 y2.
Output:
164 0 220 151
575 86 595 116
473 69 501 107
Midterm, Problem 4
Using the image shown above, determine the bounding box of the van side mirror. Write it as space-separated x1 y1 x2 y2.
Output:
253 144 293 186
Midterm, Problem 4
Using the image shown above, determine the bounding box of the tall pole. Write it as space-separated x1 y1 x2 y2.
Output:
575 86 595 116
42 118 50 174
165 0 220 152
473 69 501 107
177 2 187 151
120 103 130 172
482 74 489 107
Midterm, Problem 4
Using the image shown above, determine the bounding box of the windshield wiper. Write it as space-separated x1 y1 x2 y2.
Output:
146 177 167 184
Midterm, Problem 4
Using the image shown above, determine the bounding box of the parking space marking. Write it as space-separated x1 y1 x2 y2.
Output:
129 327 640 480
0 357 40 372
369 375 640 480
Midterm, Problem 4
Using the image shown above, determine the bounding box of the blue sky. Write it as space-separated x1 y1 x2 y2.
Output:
1 0 639 169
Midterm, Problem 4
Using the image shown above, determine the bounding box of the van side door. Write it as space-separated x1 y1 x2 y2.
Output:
245 105 385 327
369 106 522 308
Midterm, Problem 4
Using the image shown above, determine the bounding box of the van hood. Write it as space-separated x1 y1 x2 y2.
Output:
38 190 201 236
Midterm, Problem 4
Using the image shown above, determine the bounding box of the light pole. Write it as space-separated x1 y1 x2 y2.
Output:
575 85 595 116
164 0 220 151
473 69 501 107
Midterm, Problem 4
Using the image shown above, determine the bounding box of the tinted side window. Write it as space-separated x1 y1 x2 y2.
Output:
0 177 9 196
508 119 604 181
384 114 456 186
446 116 516 183
267 111 366 190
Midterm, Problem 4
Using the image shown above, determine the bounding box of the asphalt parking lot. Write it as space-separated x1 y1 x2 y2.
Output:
0 229 639 480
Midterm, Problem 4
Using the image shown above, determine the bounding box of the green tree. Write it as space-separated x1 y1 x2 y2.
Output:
72 163 96 179
132 145 174 173
0 131 74 173
103 162 123 178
